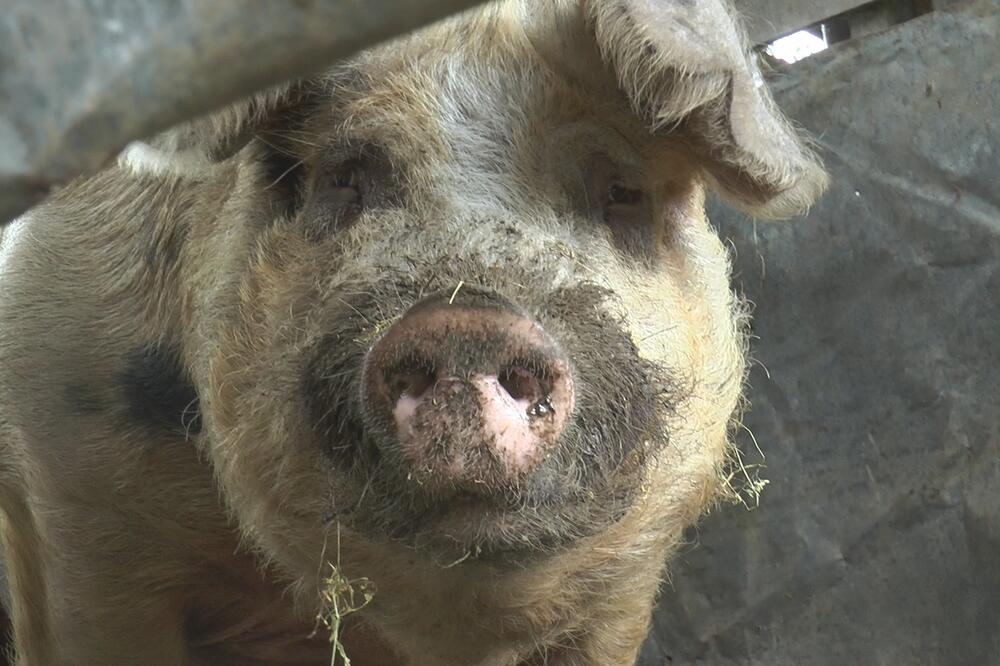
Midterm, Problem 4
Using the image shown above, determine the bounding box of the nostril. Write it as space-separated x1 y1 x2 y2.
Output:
387 361 436 403
362 296 579 483
498 365 543 404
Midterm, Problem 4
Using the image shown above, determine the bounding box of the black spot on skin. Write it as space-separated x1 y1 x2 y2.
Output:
154 225 185 273
120 344 201 437
139 215 187 283
63 382 106 416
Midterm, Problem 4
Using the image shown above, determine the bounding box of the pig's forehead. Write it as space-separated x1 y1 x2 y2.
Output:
313 9 637 151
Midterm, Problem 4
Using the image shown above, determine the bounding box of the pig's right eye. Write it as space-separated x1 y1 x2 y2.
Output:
326 161 363 215
299 145 397 239
299 158 369 238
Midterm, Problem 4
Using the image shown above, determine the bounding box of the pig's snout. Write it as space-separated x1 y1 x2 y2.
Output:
362 289 575 490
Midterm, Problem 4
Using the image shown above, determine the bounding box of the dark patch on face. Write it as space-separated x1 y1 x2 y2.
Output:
63 382 107 416
139 212 188 280
304 344 369 469
120 344 201 437
608 213 657 261
259 137 308 219
246 85 332 220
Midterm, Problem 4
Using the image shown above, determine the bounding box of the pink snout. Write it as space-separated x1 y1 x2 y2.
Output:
363 291 574 491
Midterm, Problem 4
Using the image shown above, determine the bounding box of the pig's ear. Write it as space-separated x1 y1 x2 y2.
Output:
119 82 303 176
526 0 827 218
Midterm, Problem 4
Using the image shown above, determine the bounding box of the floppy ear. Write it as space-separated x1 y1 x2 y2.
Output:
119 82 303 176
526 0 827 218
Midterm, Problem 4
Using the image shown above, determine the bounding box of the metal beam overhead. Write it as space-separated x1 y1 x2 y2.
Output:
0 0 486 224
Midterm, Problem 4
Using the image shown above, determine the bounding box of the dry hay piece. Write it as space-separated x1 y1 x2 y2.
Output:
313 528 376 666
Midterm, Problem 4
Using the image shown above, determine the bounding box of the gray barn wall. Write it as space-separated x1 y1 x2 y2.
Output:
641 2 1000 663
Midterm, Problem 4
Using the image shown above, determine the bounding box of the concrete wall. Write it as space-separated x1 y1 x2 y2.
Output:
641 2 1000 663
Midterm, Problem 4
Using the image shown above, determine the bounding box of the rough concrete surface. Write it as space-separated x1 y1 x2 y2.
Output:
641 2 1000 664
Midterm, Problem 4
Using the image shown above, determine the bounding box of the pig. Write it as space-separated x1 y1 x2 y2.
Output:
0 0 825 664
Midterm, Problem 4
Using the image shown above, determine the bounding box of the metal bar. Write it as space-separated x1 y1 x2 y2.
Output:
0 0 486 224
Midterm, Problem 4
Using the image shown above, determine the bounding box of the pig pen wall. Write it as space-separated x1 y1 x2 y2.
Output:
640 2 1000 664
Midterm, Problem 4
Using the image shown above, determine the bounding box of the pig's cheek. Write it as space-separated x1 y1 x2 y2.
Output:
604 264 694 371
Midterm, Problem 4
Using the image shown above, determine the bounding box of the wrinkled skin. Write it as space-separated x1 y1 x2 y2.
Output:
0 1 824 664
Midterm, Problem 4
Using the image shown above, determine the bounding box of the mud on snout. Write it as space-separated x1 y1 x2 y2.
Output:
239 216 693 560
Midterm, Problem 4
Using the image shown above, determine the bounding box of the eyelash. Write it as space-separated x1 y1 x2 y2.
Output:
331 161 361 190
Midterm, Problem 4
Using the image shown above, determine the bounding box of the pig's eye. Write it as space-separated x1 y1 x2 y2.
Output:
327 161 363 211
607 184 643 207
601 182 647 231
331 162 360 190
300 144 396 239
581 157 647 227
300 159 367 238
581 157 655 260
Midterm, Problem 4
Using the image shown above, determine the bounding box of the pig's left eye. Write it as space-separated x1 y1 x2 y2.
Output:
607 184 643 207
581 156 655 259
601 182 647 232
581 156 648 228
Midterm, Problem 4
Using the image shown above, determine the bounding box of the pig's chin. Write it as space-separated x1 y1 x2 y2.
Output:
405 504 602 563
349 493 634 564
330 432 648 563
